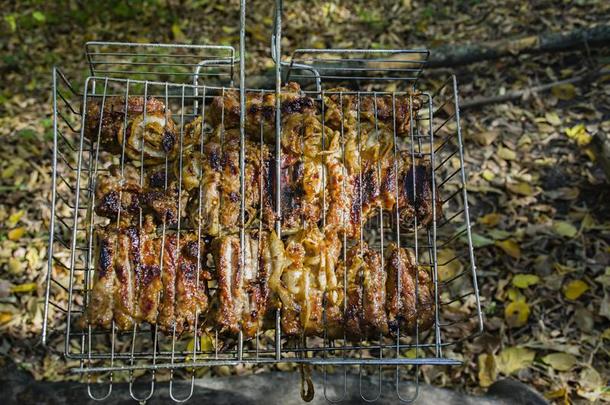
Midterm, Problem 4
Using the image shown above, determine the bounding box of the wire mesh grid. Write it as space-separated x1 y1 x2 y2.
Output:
43 7 482 403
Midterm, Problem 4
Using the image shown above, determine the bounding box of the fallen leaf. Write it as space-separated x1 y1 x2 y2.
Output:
541 352 577 371
473 130 499 146
563 279 589 300
495 239 521 259
512 274 540 288
470 233 495 248
545 112 561 126
7 210 24 227
8 227 26 241
0 312 12 324
437 248 462 281
10 283 37 294
551 83 576 100
171 23 186 42
578 367 603 392
479 213 502 227
478 353 497 387
507 182 533 196
552 221 578 238
497 146 517 161
565 124 592 146
505 301 530 327
496 347 535 374
545 387 569 403
482 169 495 181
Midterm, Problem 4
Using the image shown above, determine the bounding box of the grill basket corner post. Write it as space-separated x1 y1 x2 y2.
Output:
42 66 61 347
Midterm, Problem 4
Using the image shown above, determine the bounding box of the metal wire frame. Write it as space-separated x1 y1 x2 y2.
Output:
43 68 481 403
44 22 481 404
85 42 237 88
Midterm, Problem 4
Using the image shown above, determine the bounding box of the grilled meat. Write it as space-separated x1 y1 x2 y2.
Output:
85 96 180 163
211 231 277 338
340 243 387 339
82 225 119 329
185 128 273 236
95 164 186 226
273 226 342 336
157 232 210 335
209 82 316 142
323 89 422 135
83 216 159 330
386 244 435 335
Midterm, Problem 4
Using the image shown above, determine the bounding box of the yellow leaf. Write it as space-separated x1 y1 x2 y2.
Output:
473 130 499 146
507 182 533 196
495 239 521 259
479 213 502 227
602 327 610 340
478 353 497 387
10 282 37 293
512 274 540 288
0 312 12 324
8 227 26 241
551 83 576 100
507 287 526 303
552 221 578 238
545 387 568 402
497 146 517 161
7 210 24 227
545 112 561 126
171 23 186 42
563 279 589 300
505 301 530 328
437 248 462 282
542 353 577 371
200 332 214 352
496 347 535 375
186 332 215 353
565 124 592 146
482 170 495 181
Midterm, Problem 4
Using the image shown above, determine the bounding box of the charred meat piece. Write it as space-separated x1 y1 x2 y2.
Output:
396 155 442 228
157 233 210 335
186 129 272 236
81 225 119 329
323 89 422 135
211 231 276 338
272 226 342 336
385 244 434 335
83 217 163 330
208 82 316 142
85 96 180 162
95 164 185 226
340 243 387 339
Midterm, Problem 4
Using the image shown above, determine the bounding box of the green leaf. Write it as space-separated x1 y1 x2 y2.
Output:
4 14 17 32
470 233 495 248
32 11 46 23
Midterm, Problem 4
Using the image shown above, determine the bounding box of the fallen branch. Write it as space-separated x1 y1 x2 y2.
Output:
426 24 610 68
460 68 609 109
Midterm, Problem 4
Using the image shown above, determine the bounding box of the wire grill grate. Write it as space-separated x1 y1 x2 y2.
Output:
43 4 482 403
